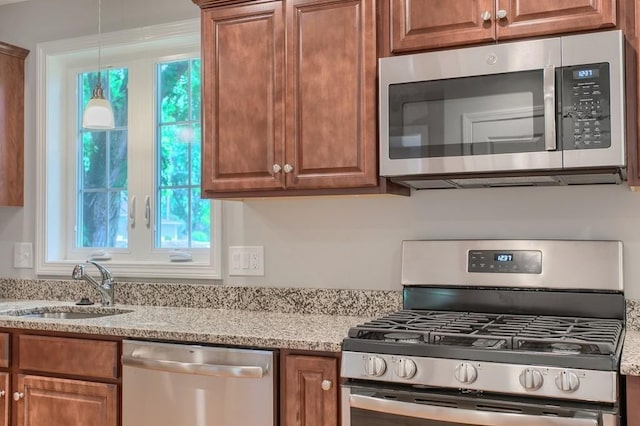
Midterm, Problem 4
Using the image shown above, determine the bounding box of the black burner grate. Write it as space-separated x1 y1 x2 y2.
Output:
348 310 623 355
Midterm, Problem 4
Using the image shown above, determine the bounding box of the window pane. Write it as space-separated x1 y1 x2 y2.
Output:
159 188 188 248
191 124 202 185
159 124 190 187
108 68 129 128
191 60 201 121
191 188 210 248
159 61 190 123
82 131 107 189
157 58 205 250
78 68 129 249
79 190 128 248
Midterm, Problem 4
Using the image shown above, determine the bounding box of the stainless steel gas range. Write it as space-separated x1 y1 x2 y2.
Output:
341 240 625 426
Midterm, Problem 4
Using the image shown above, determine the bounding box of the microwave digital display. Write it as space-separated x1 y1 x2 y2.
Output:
573 68 600 79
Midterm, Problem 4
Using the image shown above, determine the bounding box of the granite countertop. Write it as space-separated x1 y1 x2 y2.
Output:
0 299 372 352
621 330 640 376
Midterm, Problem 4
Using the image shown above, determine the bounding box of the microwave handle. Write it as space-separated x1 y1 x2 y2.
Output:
349 394 598 426
543 66 556 151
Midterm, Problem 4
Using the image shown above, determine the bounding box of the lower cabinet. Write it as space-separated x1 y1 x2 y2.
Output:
0 331 121 426
14 375 117 426
282 352 339 426
0 372 7 426
627 376 640 425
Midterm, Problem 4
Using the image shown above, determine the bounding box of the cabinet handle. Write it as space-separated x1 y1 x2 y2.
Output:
283 164 293 174
272 164 282 173
496 9 507 19
480 10 492 21
321 380 332 391
13 392 23 401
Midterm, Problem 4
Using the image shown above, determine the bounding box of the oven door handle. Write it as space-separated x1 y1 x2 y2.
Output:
349 394 599 426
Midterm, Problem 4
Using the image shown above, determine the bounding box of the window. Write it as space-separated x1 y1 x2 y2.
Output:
36 19 221 280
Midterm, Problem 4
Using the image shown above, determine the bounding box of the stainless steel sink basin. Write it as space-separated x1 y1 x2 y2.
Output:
5 307 132 319
19 311 115 319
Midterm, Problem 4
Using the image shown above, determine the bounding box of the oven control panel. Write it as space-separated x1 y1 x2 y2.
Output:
468 250 542 274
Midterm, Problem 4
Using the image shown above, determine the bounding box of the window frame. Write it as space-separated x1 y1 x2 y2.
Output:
35 19 222 280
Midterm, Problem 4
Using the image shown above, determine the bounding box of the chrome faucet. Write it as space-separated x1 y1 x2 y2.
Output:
72 261 115 306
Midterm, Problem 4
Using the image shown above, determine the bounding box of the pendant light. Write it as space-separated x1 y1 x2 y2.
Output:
82 0 114 130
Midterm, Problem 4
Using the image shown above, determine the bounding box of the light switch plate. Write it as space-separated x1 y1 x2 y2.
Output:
228 246 264 276
14 242 33 269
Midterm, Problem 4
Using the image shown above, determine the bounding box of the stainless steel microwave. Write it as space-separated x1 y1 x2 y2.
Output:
379 30 626 189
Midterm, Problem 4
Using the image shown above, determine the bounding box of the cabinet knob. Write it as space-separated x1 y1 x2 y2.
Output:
13 392 24 401
496 9 507 19
272 164 282 173
0 390 4 397
283 164 293 174
480 10 492 21
321 379 332 391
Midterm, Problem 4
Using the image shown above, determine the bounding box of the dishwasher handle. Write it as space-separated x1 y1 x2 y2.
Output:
122 354 266 379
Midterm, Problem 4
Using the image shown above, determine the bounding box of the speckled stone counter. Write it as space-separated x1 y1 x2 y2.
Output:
0 300 371 352
0 280 402 352
622 300 640 375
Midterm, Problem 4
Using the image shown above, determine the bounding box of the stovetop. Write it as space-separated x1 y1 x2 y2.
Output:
347 309 623 357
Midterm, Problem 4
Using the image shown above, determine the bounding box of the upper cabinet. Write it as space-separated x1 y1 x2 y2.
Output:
380 0 616 54
194 0 408 198
0 42 29 206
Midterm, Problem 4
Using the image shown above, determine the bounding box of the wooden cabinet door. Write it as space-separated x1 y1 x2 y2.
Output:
283 354 338 426
285 0 377 190
0 373 7 426
496 0 616 40
201 2 285 193
14 375 117 426
0 42 29 206
628 376 640 426
383 0 495 54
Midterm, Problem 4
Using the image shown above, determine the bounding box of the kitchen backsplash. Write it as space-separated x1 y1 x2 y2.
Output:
0 279 402 317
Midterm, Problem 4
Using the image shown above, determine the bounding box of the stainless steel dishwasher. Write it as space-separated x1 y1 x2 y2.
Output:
122 340 275 426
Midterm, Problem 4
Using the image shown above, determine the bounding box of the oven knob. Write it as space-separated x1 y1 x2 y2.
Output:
555 370 580 393
519 368 543 390
364 356 386 377
454 362 477 384
394 358 417 379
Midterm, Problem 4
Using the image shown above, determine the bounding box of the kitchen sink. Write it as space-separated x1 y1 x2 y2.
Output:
4 306 132 319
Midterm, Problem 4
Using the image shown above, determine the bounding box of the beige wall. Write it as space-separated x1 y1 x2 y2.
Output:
2 0 640 297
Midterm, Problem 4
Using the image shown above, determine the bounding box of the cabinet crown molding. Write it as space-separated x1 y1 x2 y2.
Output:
192 0 261 9
0 41 29 60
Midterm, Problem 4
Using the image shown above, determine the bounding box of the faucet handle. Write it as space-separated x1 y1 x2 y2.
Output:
72 264 86 280
86 260 113 281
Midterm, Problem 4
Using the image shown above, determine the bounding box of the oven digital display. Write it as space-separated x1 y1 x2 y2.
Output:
573 68 600 79
494 253 513 262
469 250 542 274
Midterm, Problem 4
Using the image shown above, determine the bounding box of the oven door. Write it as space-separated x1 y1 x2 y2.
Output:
379 37 562 177
342 384 618 426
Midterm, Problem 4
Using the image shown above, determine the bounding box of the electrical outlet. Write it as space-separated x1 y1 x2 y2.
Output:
228 246 264 276
14 242 33 269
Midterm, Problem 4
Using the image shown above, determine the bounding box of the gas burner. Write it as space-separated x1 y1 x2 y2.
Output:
383 332 422 343
550 342 583 354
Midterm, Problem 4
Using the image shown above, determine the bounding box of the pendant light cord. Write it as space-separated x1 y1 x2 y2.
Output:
97 0 102 81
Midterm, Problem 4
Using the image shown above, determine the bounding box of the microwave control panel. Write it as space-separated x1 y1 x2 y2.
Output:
561 62 611 150
468 250 542 274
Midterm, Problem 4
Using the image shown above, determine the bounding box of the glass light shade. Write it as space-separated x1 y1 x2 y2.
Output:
82 83 115 130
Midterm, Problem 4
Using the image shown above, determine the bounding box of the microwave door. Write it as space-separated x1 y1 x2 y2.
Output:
381 67 562 176
379 38 563 177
